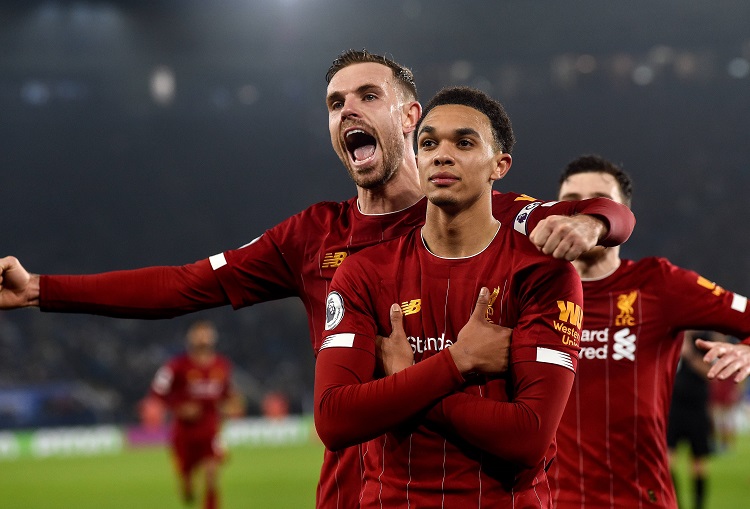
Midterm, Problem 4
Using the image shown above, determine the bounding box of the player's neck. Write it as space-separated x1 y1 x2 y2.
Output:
422 201 499 258
189 351 216 366
356 157 422 214
572 247 622 280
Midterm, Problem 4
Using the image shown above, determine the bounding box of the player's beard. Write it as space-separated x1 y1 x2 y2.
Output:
345 128 404 190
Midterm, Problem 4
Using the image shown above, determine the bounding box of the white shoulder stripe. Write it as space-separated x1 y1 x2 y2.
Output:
536 347 575 371
321 333 356 350
731 293 748 313
209 253 227 270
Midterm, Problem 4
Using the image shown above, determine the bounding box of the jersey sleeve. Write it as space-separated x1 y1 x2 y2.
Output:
40 260 229 318
496 193 635 247
651 259 750 339
220 357 233 401
313 256 465 451
429 361 574 467
40 208 321 317
209 223 300 309
150 361 180 406
511 259 583 368
211 204 347 308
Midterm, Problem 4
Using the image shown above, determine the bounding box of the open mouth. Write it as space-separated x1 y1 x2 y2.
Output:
345 128 377 163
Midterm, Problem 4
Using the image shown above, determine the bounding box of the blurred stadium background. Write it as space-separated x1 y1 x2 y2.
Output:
1 0 750 507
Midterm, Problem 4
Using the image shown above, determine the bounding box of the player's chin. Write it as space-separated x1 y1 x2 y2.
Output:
353 167 392 190
427 192 460 209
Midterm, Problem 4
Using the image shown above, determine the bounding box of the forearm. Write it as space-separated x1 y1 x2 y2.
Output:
427 362 574 467
530 198 635 247
23 274 41 307
314 348 464 451
40 260 228 318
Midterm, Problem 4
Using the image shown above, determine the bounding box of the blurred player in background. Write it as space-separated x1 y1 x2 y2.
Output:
548 155 750 509
150 320 243 509
0 49 638 509
667 330 717 509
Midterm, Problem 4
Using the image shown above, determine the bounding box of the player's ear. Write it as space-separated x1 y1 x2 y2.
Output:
402 101 422 135
490 152 512 182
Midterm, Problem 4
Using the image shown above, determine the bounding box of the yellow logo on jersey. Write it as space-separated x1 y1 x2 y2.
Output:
697 276 725 297
555 300 582 347
485 286 500 322
514 194 538 202
400 299 422 316
616 291 638 326
557 300 583 329
322 251 348 268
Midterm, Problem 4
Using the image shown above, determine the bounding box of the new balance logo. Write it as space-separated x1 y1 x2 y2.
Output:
612 328 636 361
322 251 347 268
400 299 421 316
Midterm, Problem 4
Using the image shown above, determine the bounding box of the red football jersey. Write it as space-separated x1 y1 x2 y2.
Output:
549 257 750 509
151 353 232 440
40 192 632 509
315 225 583 508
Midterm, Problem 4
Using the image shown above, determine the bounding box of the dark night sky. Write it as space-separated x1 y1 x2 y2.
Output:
1 0 749 418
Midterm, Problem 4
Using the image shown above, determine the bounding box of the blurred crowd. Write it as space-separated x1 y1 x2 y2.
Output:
0 300 314 429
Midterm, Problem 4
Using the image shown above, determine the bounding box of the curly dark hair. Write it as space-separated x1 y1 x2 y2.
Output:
325 49 418 101
559 155 633 205
416 86 515 154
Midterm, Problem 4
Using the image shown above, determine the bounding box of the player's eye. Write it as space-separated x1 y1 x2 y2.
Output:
363 93 377 101
419 139 436 149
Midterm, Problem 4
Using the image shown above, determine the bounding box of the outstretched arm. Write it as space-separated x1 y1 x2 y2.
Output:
527 198 635 261
0 255 228 318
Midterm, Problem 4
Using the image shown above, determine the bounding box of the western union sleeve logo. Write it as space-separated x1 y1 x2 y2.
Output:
514 194 538 202
555 300 582 348
322 251 348 268
557 300 583 329
400 299 421 316
696 276 726 297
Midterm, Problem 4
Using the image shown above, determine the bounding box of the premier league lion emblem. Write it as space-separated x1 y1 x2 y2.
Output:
325 291 345 331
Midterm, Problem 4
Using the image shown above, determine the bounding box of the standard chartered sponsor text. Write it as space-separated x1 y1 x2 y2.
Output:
579 327 637 361
408 334 455 354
